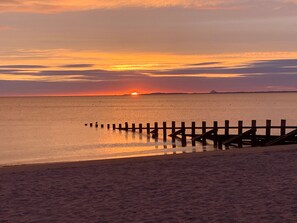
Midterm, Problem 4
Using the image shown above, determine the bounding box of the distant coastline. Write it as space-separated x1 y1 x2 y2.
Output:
139 90 297 96
1 90 297 98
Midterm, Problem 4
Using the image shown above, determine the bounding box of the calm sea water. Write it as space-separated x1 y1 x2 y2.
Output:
0 93 296 166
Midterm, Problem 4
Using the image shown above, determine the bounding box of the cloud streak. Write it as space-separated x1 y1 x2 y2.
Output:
148 59 297 77
1 0 297 13
59 64 94 68
1 59 296 83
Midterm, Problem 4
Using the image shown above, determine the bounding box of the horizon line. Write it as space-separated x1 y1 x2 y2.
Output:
0 90 297 98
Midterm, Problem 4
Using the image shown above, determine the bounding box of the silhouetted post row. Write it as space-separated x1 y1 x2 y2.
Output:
104 119 297 149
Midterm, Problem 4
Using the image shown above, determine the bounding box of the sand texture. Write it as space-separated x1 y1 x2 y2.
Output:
1 146 297 223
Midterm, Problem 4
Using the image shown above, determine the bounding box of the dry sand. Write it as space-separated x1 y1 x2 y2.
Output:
1 145 297 223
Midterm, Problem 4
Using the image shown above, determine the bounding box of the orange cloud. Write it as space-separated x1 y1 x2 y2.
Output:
0 0 253 13
1 49 297 83
1 0 296 14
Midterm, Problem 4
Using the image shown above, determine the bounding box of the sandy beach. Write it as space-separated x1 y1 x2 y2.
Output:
1 145 297 223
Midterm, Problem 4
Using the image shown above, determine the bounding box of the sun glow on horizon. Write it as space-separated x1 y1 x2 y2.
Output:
131 92 138 96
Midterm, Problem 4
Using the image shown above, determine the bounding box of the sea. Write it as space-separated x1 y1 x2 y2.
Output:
0 93 296 166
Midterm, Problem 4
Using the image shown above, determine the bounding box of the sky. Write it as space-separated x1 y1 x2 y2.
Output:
0 0 297 96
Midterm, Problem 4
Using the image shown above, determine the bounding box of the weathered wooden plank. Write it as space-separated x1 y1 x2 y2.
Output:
266 128 297 146
223 128 256 146
192 129 215 142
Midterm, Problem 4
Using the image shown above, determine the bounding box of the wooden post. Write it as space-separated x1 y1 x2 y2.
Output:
238 121 243 148
146 123 150 143
147 123 150 134
154 122 158 136
163 122 167 142
154 122 158 141
107 124 110 129
225 120 230 136
139 123 143 133
265 120 271 144
125 122 128 131
251 120 257 147
112 124 116 130
119 124 122 130
132 123 136 132
222 120 230 150
172 121 176 147
181 122 187 147
281 119 286 136
202 121 207 146
213 121 218 148
191 122 196 146
101 124 104 128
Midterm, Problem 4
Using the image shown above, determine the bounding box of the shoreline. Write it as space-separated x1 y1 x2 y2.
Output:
1 143 297 222
1 144 297 173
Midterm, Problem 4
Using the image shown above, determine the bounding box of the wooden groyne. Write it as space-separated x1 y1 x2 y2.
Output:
87 120 297 149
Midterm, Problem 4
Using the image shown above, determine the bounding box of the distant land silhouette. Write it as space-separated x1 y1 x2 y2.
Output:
136 90 297 96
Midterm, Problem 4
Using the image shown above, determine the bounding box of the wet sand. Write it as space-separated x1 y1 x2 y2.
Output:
1 145 297 222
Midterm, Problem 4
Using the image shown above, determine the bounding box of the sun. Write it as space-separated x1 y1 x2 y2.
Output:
131 92 138 96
